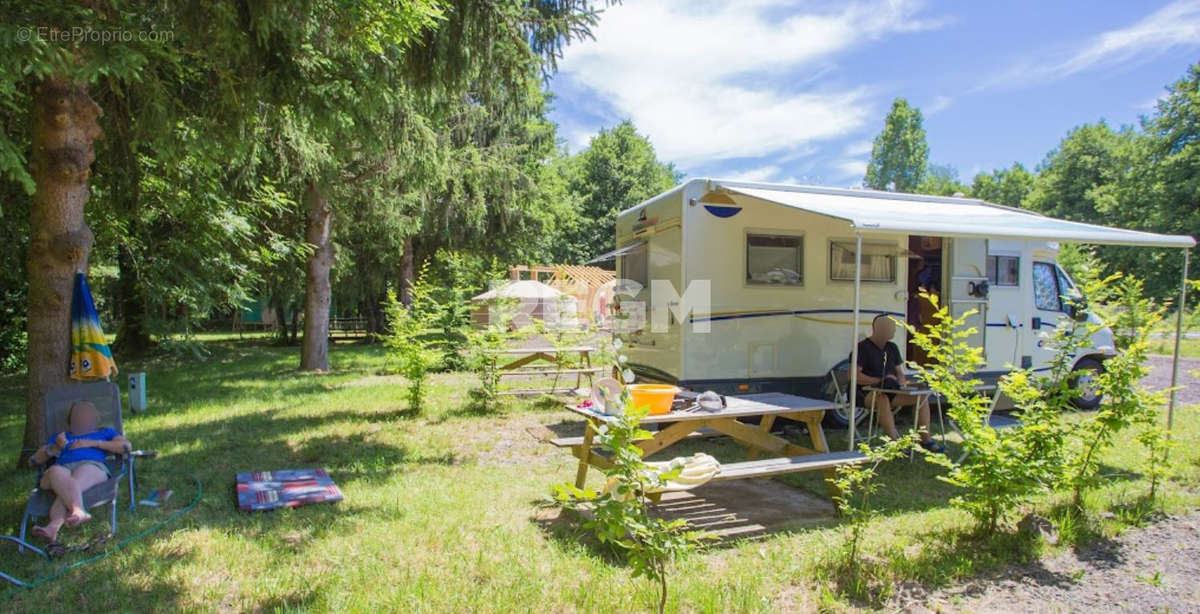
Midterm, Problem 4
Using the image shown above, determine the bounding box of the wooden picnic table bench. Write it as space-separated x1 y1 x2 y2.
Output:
562 392 867 497
488 345 603 396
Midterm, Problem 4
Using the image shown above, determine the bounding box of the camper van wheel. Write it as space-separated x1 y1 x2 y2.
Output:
820 371 869 429
1070 357 1104 410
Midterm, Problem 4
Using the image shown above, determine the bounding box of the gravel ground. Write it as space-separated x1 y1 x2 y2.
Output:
1142 355 1200 406
896 512 1200 613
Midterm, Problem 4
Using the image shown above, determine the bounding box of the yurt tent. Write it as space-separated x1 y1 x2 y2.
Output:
471 280 579 328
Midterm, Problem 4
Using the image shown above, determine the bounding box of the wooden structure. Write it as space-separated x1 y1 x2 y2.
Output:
558 392 867 497
509 265 615 323
491 346 602 396
329 317 369 341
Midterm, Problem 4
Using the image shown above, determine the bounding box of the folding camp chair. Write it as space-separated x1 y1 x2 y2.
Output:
827 364 876 445
18 381 135 552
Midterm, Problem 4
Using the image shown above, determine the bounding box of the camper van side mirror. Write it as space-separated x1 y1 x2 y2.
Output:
1065 296 1089 322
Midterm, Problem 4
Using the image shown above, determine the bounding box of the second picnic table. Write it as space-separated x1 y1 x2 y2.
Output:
491 345 604 396
561 392 866 497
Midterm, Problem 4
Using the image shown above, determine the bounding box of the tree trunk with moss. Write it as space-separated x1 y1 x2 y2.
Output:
300 180 333 371
22 78 102 462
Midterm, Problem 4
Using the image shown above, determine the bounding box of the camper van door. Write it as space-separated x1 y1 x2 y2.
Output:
948 238 988 355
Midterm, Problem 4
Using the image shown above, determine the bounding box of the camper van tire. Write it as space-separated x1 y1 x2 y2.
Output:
1069 357 1105 410
821 361 869 429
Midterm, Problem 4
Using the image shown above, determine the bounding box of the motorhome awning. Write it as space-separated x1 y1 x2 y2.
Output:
721 183 1196 248
585 240 646 264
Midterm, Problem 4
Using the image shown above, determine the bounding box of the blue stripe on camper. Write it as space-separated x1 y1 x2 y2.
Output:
703 205 742 218
690 308 905 324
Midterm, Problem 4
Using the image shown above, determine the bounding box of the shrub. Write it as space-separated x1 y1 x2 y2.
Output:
830 433 917 596
1061 277 1166 511
383 262 443 414
463 298 520 411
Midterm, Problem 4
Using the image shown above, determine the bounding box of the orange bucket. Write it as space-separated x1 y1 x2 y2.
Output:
628 384 680 415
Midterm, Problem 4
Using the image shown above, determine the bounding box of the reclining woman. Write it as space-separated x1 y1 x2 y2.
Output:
27 400 131 542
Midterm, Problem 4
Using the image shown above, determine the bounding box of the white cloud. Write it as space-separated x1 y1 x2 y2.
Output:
927 94 953 115
981 0 1200 90
842 139 874 157
556 0 944 166
725 165 783 182
834 159 868 181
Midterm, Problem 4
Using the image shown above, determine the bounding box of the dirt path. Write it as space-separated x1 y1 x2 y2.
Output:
896 512 1200 613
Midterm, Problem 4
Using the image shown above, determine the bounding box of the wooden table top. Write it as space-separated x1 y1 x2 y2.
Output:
488 346 595 355
567 392 838 425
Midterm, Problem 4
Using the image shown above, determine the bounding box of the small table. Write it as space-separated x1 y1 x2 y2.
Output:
860 382 998 449
564 392 866 497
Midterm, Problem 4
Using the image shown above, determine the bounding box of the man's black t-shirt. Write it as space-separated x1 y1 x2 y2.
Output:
854 338 902 381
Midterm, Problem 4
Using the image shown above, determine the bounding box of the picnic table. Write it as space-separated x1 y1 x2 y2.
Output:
491 345 604 396
558 392 867 497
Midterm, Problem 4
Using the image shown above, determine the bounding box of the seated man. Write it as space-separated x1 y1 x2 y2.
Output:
854 314 945 453
27 400 131 542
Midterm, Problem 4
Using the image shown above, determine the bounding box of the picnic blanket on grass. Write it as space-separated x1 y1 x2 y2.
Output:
236 468 343 511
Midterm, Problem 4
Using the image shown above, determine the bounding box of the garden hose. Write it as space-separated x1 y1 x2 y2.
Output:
1 476 202 596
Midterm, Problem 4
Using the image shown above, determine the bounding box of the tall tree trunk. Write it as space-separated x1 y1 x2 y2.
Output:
22 78 102 463
400 235 414 307
300 180 333 371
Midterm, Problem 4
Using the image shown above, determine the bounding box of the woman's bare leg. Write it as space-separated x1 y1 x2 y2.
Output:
34 466 75 540
64 464 107 526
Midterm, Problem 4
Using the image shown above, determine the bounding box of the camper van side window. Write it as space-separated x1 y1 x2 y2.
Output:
1032 261 1062 311
987 255 1019 286
746 234 803 285
829 241 896 283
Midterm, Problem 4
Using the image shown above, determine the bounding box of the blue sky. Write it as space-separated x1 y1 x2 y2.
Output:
548 0 1200 186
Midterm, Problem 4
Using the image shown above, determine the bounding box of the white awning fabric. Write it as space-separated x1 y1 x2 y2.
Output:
722 183 1195 248
585 240 646 264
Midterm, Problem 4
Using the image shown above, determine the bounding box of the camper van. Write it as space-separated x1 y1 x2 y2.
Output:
606 178 1193 428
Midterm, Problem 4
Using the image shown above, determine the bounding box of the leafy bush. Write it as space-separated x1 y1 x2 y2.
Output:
462 299 520 411
830 433 917 596
1062 277 1166 511
383 262 443 414
907 293 1038 534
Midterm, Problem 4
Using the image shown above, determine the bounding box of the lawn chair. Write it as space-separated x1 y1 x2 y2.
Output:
18 381 135 551
826 363 877 445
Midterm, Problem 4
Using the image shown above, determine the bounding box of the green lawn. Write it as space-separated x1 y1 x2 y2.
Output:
1149 335 1200 359
0 339 1197 612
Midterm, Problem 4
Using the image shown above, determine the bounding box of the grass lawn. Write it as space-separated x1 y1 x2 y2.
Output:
0 338 1198 612
1149 335 1200 359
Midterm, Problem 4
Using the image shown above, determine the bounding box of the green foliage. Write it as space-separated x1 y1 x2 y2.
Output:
383 263 443 414
830 433 916 596
554 341 706 614
908 293 1036 534
560 120 678 262
970 162 1035 207
463 299 521 411
864 98 929 192
1063 277 1166 511
917 163 968 197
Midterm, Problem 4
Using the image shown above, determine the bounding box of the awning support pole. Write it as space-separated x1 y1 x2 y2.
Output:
847 232 863 451
1167 248 1190 435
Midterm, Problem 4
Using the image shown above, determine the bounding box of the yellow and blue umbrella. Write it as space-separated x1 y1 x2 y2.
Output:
69 272 117 380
